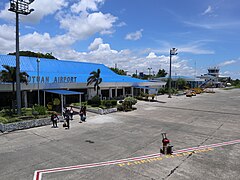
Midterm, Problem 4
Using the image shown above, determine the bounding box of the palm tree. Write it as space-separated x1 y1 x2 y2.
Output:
0 65 29 113
87 69 102 95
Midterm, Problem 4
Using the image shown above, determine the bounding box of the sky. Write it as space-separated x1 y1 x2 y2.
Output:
0 0 240 79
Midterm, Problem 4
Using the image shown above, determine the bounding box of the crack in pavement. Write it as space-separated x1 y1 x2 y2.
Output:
163 152 194 180
28 131 56 141
163 123 224 179
121 165 157 180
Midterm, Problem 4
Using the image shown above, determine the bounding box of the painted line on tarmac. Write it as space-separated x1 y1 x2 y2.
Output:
33 139 240 180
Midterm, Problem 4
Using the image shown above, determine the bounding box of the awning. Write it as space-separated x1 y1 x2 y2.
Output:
44 89 84 95
43 90 84 116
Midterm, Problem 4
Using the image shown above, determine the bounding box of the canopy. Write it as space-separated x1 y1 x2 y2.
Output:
44 89 84 95
43 90 83 116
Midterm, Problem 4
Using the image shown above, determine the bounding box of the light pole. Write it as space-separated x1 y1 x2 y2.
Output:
148 67 152 79
168 48 178 98
37 58 40 104
8 0 35 115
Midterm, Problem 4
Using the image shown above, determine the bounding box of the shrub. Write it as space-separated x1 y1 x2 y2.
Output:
87 99 92 105
171 88 178 94
91 103 99 107
117 104 124 111
111 100 117 106
158 88 178 95
158 88 167 94
0 109 13 117
32 104 47 115
90 95 101 107
71 102 87 107
0 116 8 124
101 100 117 108
99 105 106 109
105 100 112 108
135 96 143 100
122 97 137 110
124 97 137 105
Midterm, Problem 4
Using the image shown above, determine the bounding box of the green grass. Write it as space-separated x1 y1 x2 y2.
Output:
0 108 51 124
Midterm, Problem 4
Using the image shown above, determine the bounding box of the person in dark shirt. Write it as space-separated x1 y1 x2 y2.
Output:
65 110 70 129
69 106 74 120
51 112 59 128
79 106 87 122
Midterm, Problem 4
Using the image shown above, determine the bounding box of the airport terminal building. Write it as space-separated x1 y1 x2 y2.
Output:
0 55 165 108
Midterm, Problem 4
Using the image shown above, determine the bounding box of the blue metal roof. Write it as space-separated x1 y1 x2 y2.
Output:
44 90 84 95
0 55 148 84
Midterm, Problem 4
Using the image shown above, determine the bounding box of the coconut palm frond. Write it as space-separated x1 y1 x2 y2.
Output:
87 69 102 95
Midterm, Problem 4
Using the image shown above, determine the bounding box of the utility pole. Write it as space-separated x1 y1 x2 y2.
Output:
168 48 178 98
37 58 40 104
8 0 35 115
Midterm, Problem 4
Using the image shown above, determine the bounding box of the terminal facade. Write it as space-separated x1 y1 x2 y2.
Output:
0 55 165 108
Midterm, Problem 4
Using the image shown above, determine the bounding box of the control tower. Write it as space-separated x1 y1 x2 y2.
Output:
207 67 219 77
197 67 220 88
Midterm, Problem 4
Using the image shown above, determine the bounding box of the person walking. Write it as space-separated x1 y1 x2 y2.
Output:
79 106 84 123
83 106 87 122
65 109 70 129
63 107 67 119
51 112 59 128
69 106 74 120
79 106 87 122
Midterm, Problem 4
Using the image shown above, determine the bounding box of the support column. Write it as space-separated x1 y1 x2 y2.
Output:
63 96 66 107
131 87 134 97
123 87 126 97
44 91 46 107
115 87 118 97
109 88 112 99
79 94 81 108
99 89 102 99
23 91 28 108
61 94 64 117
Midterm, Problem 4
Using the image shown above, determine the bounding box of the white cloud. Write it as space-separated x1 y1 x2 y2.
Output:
179 46 214 55
146 40 215 55
0 0 68 23
0 1 198 77
146 52 157 59
218 60 236 67
116 22 126 27
58 12 117 40
0 0 118 56
202 6 213 15
71 0 105 13
18 32 74 53
0 24 15 54
0 24 15 41
0 3 13 21
125 29 143 41
184 21 240 30
88 38 103 51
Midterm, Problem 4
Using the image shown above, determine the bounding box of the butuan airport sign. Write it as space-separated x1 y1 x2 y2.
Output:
28 76 77 84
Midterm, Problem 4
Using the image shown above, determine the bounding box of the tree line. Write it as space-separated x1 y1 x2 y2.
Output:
8 51 57 59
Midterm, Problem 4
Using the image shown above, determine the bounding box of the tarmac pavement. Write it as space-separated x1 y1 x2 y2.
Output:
0 88 240 180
